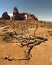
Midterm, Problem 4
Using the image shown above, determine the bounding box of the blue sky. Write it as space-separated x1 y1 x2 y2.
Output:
0 0 52 21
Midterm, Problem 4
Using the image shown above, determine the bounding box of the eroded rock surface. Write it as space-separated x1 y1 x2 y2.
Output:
2 12 10 20
13 7 24 20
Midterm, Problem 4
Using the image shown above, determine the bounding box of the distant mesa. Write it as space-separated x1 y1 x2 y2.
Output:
0 7 38 20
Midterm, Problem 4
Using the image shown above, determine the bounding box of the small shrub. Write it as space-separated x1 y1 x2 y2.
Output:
3 32 13 42
48 31 52 36
3 35 11 42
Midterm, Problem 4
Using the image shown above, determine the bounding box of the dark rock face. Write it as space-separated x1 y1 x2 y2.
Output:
13 7 24 20
27 14 38 20
2 12 10 20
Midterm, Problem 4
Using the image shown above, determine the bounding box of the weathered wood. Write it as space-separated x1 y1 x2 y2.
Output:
17 36 48 60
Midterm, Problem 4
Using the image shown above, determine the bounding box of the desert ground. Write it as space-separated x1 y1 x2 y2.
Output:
0 20 52 65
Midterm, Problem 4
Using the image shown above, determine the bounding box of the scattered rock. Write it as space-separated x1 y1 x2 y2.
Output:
3 54 14 61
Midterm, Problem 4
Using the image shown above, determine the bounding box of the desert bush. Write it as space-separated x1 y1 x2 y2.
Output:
0 20 9 27
48 31 52 36
3 32 13 42
40 25 45 27
2 20 8 24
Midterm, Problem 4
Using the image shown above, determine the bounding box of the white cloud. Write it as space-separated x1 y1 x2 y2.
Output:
8 13 13 17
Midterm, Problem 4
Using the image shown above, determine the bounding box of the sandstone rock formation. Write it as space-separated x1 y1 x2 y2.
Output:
2 12 10 20
27 14 38 20
0 7 38 20
20 12 28 19
13 7 24 20
0 17 3 20
20 13 38 20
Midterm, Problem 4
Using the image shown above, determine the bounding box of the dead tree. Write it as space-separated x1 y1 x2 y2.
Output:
34 21 38 36
18 36 48 60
